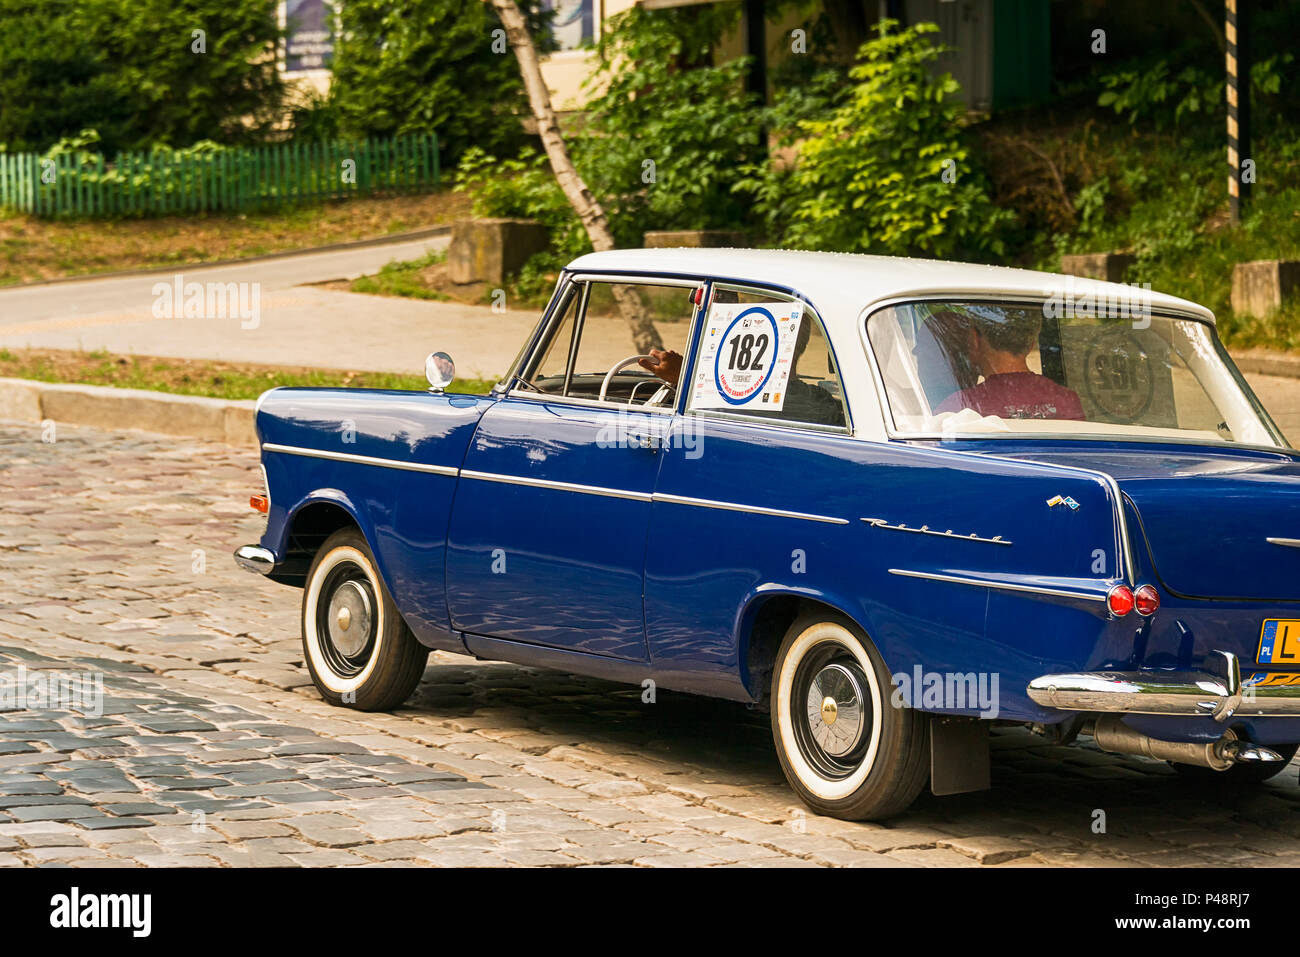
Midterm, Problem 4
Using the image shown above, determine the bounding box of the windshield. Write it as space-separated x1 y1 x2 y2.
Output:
866 300 1283 448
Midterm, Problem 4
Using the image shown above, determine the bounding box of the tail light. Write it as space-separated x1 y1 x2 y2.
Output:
1134 584 1160 617
1107 584 1135 617
250 494 269 513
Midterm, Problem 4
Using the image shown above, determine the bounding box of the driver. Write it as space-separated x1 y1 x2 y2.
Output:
933 307 1085 420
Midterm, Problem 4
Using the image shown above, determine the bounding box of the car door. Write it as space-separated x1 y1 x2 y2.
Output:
445 275 703 660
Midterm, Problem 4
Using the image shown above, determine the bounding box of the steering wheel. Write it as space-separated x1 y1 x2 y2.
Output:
599 354 672 407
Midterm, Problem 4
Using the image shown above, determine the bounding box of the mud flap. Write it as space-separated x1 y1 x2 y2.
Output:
930 715 991 796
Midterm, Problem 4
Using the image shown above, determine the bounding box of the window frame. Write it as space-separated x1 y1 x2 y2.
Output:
506 272 705 416
680 281 853 436
859 293 1290 451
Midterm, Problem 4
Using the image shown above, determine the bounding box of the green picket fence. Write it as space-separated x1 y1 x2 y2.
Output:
0 134 440 218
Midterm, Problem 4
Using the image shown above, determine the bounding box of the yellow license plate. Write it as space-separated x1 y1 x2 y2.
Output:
1257 619 1300 665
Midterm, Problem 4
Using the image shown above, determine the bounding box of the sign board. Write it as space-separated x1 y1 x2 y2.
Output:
280 0 336 75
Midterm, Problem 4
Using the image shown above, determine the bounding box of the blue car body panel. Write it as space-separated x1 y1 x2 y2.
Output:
247 266 1300 749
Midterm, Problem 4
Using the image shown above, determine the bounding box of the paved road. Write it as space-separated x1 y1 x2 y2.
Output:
0 233 559 382
2 420 1299 867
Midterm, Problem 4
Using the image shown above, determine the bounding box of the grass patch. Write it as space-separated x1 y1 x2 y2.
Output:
0 348 496 401
350 251 451 300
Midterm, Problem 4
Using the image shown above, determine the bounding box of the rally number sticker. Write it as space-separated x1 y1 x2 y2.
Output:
692 301 803 411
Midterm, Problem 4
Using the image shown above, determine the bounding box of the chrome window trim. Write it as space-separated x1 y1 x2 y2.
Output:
1267 537 1300 549
503 388 679 415
681 281 853 436
653 492 848 525
888 568 1108 603
261 443 459 476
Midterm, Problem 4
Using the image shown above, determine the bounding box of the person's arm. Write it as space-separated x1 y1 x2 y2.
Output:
638 349 682 387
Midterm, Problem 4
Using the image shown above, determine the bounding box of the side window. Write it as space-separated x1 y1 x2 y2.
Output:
685 286 847 429
520 279 698 404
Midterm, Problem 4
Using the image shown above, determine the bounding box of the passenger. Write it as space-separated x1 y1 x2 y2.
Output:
933 307 1085 420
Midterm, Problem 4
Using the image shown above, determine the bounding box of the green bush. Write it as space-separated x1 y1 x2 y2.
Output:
1097 54 1291 131
579 5 762 236
739 21 1011 259
0 0 285 154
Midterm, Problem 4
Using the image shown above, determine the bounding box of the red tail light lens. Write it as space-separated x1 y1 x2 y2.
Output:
1107 584 1135 617
1134 584 1160 617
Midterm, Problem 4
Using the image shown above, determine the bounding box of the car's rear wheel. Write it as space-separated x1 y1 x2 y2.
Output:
301 527 428 711
1169 742 1298 784
771 612 929 820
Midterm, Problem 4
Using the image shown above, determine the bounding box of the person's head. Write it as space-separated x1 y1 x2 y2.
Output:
938 306 1041 374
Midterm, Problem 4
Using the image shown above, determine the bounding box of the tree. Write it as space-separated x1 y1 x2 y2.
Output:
331 0 541 163
485 0 660 352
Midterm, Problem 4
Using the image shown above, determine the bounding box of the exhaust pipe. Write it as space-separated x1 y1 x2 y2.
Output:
1092 715 1282 770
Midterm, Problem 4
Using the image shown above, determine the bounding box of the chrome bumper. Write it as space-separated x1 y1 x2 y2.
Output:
234 545 275 575
1027 651 1300 721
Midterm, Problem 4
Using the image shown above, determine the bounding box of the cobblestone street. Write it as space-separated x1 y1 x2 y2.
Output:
1 420 1299 868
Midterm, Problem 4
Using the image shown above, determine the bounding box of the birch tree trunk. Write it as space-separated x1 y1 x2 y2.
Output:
486 0 662 353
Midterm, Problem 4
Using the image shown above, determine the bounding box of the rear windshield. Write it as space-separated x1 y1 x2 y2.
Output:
866 300 1283 447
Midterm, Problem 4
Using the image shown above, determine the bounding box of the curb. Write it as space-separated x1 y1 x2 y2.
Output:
1234 350 1300 380
2 225 452 290
0 377 255 447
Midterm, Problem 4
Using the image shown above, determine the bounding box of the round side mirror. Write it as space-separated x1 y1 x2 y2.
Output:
425 352 455 392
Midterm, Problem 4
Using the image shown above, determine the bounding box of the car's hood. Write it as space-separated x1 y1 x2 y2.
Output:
960 443 1300 602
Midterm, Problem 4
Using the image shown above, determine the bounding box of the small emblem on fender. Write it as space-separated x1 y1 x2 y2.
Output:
1046 495 1080 510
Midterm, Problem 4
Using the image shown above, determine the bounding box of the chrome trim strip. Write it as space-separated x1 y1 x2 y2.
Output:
261 443 460 476
862 517 1011 546
459 469 653 502
1267 537 1300 548
887 567 1108 602
653 492 849 525
234 545 275 575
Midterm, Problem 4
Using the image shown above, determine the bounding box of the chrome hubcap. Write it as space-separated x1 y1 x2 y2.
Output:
806 662 867 758
327 580 372 658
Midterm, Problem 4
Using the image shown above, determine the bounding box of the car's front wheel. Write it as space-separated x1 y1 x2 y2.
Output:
301 527 428 711
771 612 929 820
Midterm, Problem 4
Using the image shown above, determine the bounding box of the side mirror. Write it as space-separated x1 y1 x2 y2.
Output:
425 352 455 392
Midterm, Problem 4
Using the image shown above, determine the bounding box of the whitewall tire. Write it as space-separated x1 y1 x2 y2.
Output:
771 612 929 820
301 527 428 711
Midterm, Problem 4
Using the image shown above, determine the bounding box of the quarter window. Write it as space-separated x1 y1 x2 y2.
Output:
685 286 847 429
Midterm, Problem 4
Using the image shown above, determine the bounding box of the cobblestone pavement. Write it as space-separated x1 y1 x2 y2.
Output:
1 422 1299 868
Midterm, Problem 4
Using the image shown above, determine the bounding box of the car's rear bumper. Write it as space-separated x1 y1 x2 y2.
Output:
234 544 276 575
1027 651 1300 719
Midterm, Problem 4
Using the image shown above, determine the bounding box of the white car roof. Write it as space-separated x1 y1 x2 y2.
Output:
566 247 1216 329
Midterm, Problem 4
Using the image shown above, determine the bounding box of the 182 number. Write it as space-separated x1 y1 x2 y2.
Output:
725 333 768 372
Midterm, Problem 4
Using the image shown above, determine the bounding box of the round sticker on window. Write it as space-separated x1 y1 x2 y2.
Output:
714 308 779 405
692 301 803 411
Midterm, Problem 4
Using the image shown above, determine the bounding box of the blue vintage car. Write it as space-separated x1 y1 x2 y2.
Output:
235 249 1300 820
